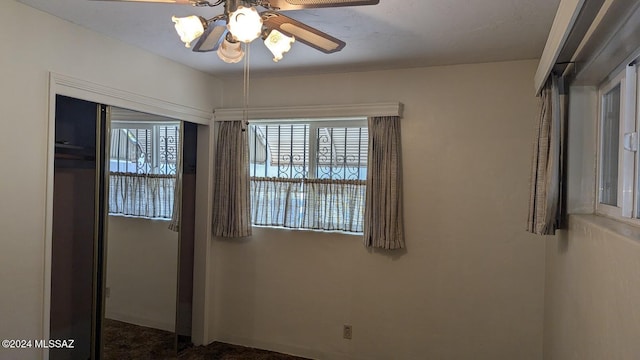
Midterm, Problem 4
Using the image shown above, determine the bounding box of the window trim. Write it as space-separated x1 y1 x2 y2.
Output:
214 103 402 121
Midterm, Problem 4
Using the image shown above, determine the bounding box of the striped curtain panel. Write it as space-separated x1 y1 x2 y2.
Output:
527 74 566 235
363 116 405 249
212 121 252 237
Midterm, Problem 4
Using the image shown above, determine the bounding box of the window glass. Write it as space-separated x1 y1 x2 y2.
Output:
600 84 621 206
248 120 367 233
249 123 368 180
108 121 180 219
110 123 179 175
315 126 368 180
250 124 310 178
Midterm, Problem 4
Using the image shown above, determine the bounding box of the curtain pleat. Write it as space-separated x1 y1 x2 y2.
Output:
527 75 566 235
212 121 252 237
363 116 405 249
168 125 183 232
109 173 175 219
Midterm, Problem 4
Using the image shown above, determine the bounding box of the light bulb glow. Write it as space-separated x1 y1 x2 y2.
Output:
217 39 245 63
227 6 263 43
172 15 205 48
264 30 295 62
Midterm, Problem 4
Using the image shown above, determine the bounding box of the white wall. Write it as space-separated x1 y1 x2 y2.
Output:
544 216 640 359
105 216 178 332
543 85 640 359
0 2 221 359
212 60 546 359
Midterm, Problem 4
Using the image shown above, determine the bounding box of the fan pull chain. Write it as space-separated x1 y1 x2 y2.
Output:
242 42 251 131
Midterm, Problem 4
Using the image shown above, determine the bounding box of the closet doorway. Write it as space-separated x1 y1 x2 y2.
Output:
49 96 198 360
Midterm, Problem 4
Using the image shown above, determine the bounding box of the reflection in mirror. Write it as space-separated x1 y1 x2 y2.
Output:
102 107 181 359
176 121 198 352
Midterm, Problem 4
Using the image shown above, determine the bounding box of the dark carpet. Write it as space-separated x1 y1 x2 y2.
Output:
103 318 310 360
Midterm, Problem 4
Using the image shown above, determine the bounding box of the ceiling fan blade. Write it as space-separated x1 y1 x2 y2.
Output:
89 0 205 5
193 21 227 52
262 12 345 53
260 0 378 10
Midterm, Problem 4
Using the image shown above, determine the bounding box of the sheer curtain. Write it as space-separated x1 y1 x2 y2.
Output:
251 177 366 232
363 116 405 249
527 74 566 235
212 121 252 237
109 173 176 219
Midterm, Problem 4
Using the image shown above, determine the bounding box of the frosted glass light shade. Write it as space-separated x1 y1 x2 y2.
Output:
217 39 245 63
264 29 295 62
227 6 263 43
172 15 205 48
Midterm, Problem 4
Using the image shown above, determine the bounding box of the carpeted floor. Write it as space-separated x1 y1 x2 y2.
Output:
103 318 310 360
103 319 174 359
178 342 310 360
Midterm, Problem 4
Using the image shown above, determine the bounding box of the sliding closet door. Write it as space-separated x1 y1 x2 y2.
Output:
176 121 197 352
51 95 107 360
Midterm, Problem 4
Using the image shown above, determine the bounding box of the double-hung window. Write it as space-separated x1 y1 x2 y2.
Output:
597 63 639 219
108 120 180 219
249 118 368 233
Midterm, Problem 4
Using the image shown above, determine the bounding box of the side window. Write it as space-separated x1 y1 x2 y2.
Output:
597 64 639 219
599 83 621 207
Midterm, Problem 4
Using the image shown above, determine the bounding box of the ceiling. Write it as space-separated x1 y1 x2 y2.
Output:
16 0 560 78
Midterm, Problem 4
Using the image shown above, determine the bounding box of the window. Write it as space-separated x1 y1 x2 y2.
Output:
108 121 180 219
600 83 621 206
249 119 368 232
597 64 639 219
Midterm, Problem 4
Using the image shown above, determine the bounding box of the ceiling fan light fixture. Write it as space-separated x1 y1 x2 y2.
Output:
227 6 263 43
217 38 245 63
264 29 295 62
172 15 206 48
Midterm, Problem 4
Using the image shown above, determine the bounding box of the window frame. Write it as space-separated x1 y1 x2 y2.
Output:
108 119 181 219
596 71 625 218
595 64 640 221
248 117 368 233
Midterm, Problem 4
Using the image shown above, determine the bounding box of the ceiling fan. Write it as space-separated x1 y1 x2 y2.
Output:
92 0 379 63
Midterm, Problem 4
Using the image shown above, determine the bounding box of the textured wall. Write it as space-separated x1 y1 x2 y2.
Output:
0 2 220 359
212 60 545 360
105 216 178 332
544 215 640 359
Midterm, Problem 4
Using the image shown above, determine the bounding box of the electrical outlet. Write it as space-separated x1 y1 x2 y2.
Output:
105 287 111 298
343 325 352 340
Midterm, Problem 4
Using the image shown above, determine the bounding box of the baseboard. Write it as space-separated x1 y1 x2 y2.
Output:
212 334 371 360
105 311 175 333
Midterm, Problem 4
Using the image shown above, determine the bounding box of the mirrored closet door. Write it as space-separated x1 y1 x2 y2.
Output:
50 97 197 360
102 107 198 359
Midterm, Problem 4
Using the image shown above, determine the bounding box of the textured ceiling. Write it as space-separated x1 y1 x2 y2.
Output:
16 0 560 78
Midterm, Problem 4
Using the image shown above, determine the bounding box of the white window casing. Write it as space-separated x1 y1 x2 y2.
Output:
622 64 637 217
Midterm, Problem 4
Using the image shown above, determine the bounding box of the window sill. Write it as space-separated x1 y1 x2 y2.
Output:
252 225 363 237
571 214 640 246
108 213 172 222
